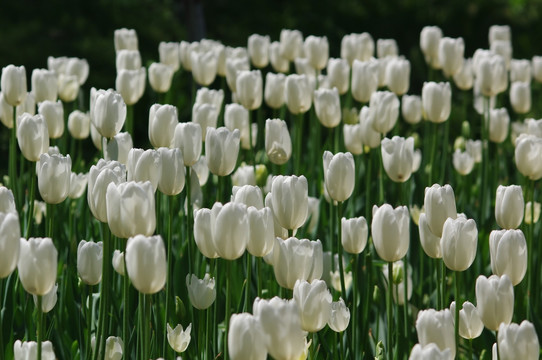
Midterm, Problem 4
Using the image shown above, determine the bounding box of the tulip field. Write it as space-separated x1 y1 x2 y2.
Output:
2 23 542 360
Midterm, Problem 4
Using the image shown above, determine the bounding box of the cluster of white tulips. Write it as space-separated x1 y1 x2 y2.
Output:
1 22 542 360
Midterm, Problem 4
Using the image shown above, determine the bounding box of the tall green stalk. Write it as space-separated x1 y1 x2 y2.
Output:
9 107 19 215
386 261 393 360
186 166 193 275
526 179 535 321
25 166 36 238
480 96 490 229
163 195 174 358
295 112 304 175
224 260 231 360
244 254 252 312
37 295 43 360
454 271 461 357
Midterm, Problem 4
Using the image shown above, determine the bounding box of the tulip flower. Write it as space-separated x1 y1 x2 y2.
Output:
67 110 90 140
341 32 374 64
465 139 482 163
125 234 166 294
192 49 220 87
125 148 161 191
420 26 443 69
231 184 263 208
285 74 312 115
323 151 355 202
386 57 411 95
408 343 453 360
37 152 71 204
192 103 219 141
497 321 540 360
495 185 524 229
489 25 511 45
265 119 292 165
192 156 209 186
358 106 381 148
279 29 303 61
186 273 216 310
264 72 286 109
328 297 350 332
418 212 442 258
1 65 27 106
270 175 308 231
32 283 58 313
246 206 274 257
401 95 422 125
112 250 125 276
475 274 514 331
65 57 89 85
304 35 329 70
106 181 156 239
489 229 527 286
474 52 508 97
0 91 34 128
0 212 20 278
438 37 464 77
16 113 49 162
103 132 133 165
343 123 363 155
326 58 350 95
515 134 542 180
525 201 541 224
179 40 195 71
173 122 202 167
423 184 457 238
248 34 270 68
453 58 474 90
224 103 252 149
376 38 397 59
148 104 178 148
14 340 56 360
449 301 484 339
489 108 510 143
156 147 185 196
91 88 127 139
293 279 332 332
77 240 103 285
88 159 127 222
31 69 58 103
532 56 542 83
510 59 531 83
253 296 306 360
381 136 415 183
269 41 289 73
114 28 138 52
341 216 368 254
351 59 379 103
116 49 142 71
0 187 16 214
57 73 80 102
416 308 456 357
195 87 224 110
205 127 240 177
38 100 64 139
382 260 413 305
314 87 341 128
371 203 410 262
159 42 181 72
167 323 191 353
115 68 146 106
148 62 174 93
210 202 249 260
17 237 57 296
510 81 531 114
369 90 400 134
422 81 451 123
236 70 263 110
231 165 256 186
90 122 103 151
440 215 477 271
452 149 475 176
228 313 267 360
225 56 249 92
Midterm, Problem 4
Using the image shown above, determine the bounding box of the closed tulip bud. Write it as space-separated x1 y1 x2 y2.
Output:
194 209 216 258
247 34 270 69
369 91 400 134
450 301 484 339
116 49 142 71
205 127 240 176
126 234 166 294
327 58 350 95
438 37 464 77
489 25 511 45
88 159 127 222
452 149 474 175
279 29 303 61
328 297 350 332
246 207 274 257
372 203 410 262
498 321 540 360
489 229 527 285
186 273 216 309
232 165 256 186
453 58 474 90
382 260 413 305
69 172 88 199
57 73 80 102
179 41 194 72
532 56 542 83
127 148 161 191
232 185 263 209
440 215 477 271
228 313 267 360
159 42 181 72
16 113 49 162
18 237 57 296
323 151 355 202
114 28 138 52
351 59 379 103
0 212 20 278
293 279 332 332
475 53 508 97
14 340 56 360
210 202 249 260
313 87 340 128
409 343 453 360
381 136 415 183
343 123 363 155
510 81 531 114
510 59 531 83
91 88 126 139
193 155 209 186
194 88 223 111
416 308 456 357
385 57 410 95
68 110 90 139
422 81 451 123
32 283 58 313
236 70 263 110
173 122 202 166
420 26 443 69
269 41 289 73
489 108 510 143
157 147 185 196
37 152 71 204
341 33 374 64
65 57 89 85
465 139 482 163
264 72 286 109
90 122 102 150
0 187 15 214
103 132 133 165
515 134 542 180
167 323 191 353
38 100 64 139
525 201 541 224
224 104 251 150
192 103 219 141
1 65 27 106
112 250 125 276
106 181 155 238
424 184 457 238
377 38 398 59
31 69 58 103
265 119 292 165
0 92 32 128
225 56 249 92
304 35 329 70
271 175 308 231
341 216 368 254
495 185 524 229
418 212 442 259
116 68 146 106
76 240 103 285
475 274 514 331
148 62 174 93
285 74 312 115
148 104 178 148
401 95 422 125
359 106 382 148
294 57 316 80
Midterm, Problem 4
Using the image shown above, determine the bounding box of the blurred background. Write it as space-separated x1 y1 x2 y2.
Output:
1 0 541 94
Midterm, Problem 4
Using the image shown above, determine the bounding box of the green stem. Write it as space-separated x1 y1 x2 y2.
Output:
454 271 461 358
163 196 174 357
387 261 393 360
468 339 473 360
46 203 54 239
527 179 535 321
366 151 372 222
86 285 93 360
441 260 446 309
336 202 347 300
352 256 358 360
126 104 134 138
480 96 490 229
205 308 210 360
428 122 438 186
436 258 442 310
123 245 130 359
37 295 43 359
225 260 231 360
403 260 409 352
144 294 151 360
256 257 262 298
9 106 19 215
378 144 384 204
186 166 193 275
25 165 36 238
440 117 450 184
244 254 252 312
137 292 143 360
295 112 304 175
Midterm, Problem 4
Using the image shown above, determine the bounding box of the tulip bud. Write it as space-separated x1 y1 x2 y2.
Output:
31 69 58 103
116 49 142 71
1 65 27 106
453 58 474 91
489 229 527 286
314 87 341 128
422 81 451 123
369 91 400 134
495 185 524 229
88 160 127 222
264 72 286 109
423 184 457 238
381 136 415 183
156 147 185 196
14 340 56 360
525 201 541 224
116 68 146 106
326 58 350 95
37 152 71 204
0 212 20 278
159 42 181 72
438 37 464 77
67 110 90 140
304 35 329 70
106 181 156 238
293 279 332 332
440 215 477 271
148 62 174 93
228 313 267 360
265 119 292 165
285 74 312 115
323 151 355 202
510 81 531 114
246 206 274 257
420 26 443 69
236 70 263 110
475 53 508 97
186 273 216 310
341 33 374 64
32 283 58 313
205 127 240 176
91 88 127 139
248 34 270 68
17 237 57 296
269 41 289 73
38 100 64 139
475 274 514 331
16 113 49 162
279 29 303 61
126 234 166 294
401 95 422 125
515 134 542 180
489 108 510 143
343 123 363 155
192 103 218 141
408 343 453 360
112 250 125 276
449 301 484 340
148 104 178 148
371 203 410 262
510 59 531 83
103 132 133 165
57 73 80 102
532 56 542 83
173 122 202 167
270 175 308 231
328 297 350 332
384 57 410 95
225 56 249 92
341 216 368 254
452 149 475 175
351 59 379 103
416 308 456 357
497 320 540 360
126 148 161 191
114 28 138 52
167 323 191 353
68 172 87 200
77 240 103 285
359 106 381 149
